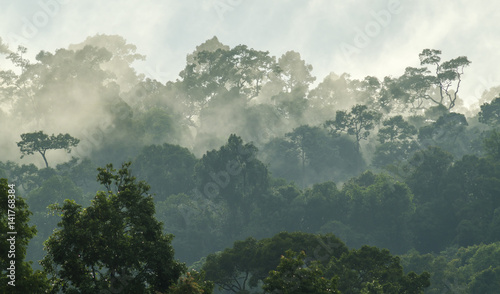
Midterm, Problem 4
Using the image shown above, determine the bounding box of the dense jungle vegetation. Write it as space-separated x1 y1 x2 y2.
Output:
1 35 500 293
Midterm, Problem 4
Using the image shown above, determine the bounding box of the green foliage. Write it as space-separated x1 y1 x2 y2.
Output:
483 129 500 161
41 162 185 293
341 171 415 253
156 192 225 265
25 174 86 264
285 125 335 187
297 181 346 232
401 242 500 293
263 250 340 294
327 245 430 293
194 135 270 237
373 115 418 167
169 271 214 294
202 232 347 293
393 49 470 113
3 37 499 293
133 143 197 201
478 95 500 127
181 43 277 102
17 131 80 168
404 147 456 253
418 113 469 156
325 104 382 153
418 49 471 110
263 127 362 186
378 115 417 144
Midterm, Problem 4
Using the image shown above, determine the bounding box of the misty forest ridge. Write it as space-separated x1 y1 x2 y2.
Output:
1 34 500 293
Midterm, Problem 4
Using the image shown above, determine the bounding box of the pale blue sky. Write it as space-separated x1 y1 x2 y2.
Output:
1 0 499 106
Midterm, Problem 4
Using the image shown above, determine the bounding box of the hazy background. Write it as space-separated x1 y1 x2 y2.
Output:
1 0 498 107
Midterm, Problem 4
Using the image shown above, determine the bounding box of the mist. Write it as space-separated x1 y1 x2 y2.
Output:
2 2 500 293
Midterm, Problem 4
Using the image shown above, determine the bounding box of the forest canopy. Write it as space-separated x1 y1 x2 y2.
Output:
1 34 500 293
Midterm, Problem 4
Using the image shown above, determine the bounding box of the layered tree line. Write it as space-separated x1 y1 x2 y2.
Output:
1 34 500 292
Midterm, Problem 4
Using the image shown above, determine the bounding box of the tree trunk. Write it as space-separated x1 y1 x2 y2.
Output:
40 151 49 168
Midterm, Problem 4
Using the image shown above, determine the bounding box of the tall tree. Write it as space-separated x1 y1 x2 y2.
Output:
373 115 418 167
325 104 381 154
397 49 471 112
404 147 456 253
285 125 328 188
194 135 269 236
419 49 471 110
263 250 340 294
377 115 417 144
68 34 145 93
274 51 315 93
202 232 347 293
133 143 197 200
484 129 500 161
327 246 430 293
270 51 315 122
478 95 500 127
41 162 185 293
418 113 469 155
17 131 80 168
180 42 277 104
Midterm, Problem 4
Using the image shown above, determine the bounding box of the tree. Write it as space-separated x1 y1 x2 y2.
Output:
169 271 214 294
419 49 471 110
0 178 50 293
478 95 500 127
68 34 146 93
194 135 270 237
296 181 348 232
327 246 430 293
396 66 436 113
202 232 347 293
133 143 197 201
24 174 86 264
325 104 381 153
180 42 277 104
373 115 418 167
202 237 259 293
263 250 340 294
17 131 79 168
377 115 417 144
404 147 456 253
484 129 500 161
418 113 469 156
6 44 120 128
269 51 315 121
394 49 471 113
41 162 185 293
169 273 204 294
340 171 415 253
285 125 333 188
440 155 500 247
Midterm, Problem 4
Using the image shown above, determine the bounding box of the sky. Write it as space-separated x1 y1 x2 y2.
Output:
1 0 499 106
